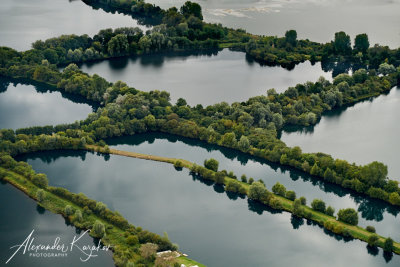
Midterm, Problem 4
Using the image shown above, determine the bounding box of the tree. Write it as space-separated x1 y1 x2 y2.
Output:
367 234 379 247
285 190 296 201
108 34 129 56
91 220 105 238
127 235 139 246
366 226 376 233
238 135 250 152
311 199 326 213
74 210 83 223
36 189 45 202
241 174 247 183
384 237 394 252
204 158 219 172
338 208 358 225
180 1 203 20
334 31 351 54
64 205 74 216
140 243 158 259
378 63 396 75
272 182 286 197
248 182 270 203
299 196 307 205
32 173 48 188
325 206 335 216
285 30 297 46
354 33 369 53
293 199 304 217
360 161 388 188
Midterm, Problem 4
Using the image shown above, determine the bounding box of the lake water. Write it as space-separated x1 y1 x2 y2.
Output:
79 49 331 105
0 78 94 130
17 149 400 267
148 0 400 48
281 87 400 180
0 0 146 51
0 182 113 266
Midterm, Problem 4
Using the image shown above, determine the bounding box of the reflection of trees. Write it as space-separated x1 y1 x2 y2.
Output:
290 215 304 229
0 77 10 93
366 245 379 257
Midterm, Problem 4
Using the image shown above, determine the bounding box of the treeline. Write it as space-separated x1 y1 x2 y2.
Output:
79 0 400 70
1 63 400 206
182 157 397 253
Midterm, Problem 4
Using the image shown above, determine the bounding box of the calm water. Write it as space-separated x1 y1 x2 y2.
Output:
0 78 94 130
148 0 400 48
0 182 113 266
80 49 331 105
281 87 400 180
0 0 146 51
18 149 400 267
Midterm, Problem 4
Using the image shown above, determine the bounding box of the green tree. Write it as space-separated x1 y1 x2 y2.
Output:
366 226 376 233
285 190 296 201
238 135 250 152
36 189 45 202
92 220 105 238
285 30 297 46
325 206 335 216
64 205 74 216
334 31 351 54
127 235 139 246
360 161 388 188
354 33 369 53
74 210 83 223
367 234 379 247
248 182 270 203
338 208 358 225
32 173 48 188
272 182 286 197
180 1 203 20
311 199 326 213
108 34 129 56
299 196 307 205
384 237 394 252
204 158 219 172
378 63 396 75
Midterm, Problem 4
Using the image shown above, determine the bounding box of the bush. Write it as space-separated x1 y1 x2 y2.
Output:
92 220 105 238
204 158 219 172
241 174 247 183
64 205 74 216
338 208 358 225
325 206 335 216
74 210 83 223
32 173 49 188
366 226 376 233
384 237 394 252
248 178 254 184
311 199 326 213
285 190 296 201
367 234 379 247
270 198 283 210
127 235 139 246
299 196 307 205
272 182 286 196
173 160 184 169
36 189 45 202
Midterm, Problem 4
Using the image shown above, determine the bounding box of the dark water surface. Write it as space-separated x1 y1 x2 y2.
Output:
0 78 94 130
80 49 331 105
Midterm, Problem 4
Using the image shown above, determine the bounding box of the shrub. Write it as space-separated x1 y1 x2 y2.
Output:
384 237 394 252
270 198 283 210
248 178 254 184
311 199 326 213
299 196 307 205
338 208 358 225
241 174 247 183
64 205 74 216
74 210 83 223
139 243 158 259
92 220 105 238
36 189 45 202
32 173 49 188
173 160 184 169
127 235 139 246
367 234 379 247
272 182 286 196
325 206 335 216
204 158 219 172
285 190 296 201
366 226 376 233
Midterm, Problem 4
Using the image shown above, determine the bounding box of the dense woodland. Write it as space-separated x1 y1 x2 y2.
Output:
1 0 400 265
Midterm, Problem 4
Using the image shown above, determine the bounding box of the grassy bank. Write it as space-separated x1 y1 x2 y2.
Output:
0 166 205 267
89 144 400 255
